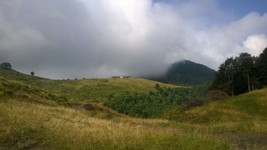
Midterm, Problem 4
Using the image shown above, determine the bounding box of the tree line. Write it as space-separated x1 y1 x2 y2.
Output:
211 47 267 95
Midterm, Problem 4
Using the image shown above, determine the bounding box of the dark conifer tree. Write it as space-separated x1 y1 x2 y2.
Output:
256 48 267 85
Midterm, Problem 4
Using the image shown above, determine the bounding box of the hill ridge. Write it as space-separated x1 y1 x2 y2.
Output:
0 67 178 103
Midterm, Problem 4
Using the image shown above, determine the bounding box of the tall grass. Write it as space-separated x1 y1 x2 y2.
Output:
0 99 232 149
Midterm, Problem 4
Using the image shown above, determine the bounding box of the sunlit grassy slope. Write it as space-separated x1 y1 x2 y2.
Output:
1 68 267 149
164 88 267 125
163 88 267 149
51 77 178 102
0 99 233 150
0 68 177 102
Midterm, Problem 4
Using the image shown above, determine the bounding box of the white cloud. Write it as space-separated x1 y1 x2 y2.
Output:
243 34 267 56
0 0 267 78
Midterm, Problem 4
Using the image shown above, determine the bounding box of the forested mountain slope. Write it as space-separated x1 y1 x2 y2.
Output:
147 60 215 86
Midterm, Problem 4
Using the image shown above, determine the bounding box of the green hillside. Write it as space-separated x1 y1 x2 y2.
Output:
164 88 267 124
1 68 267 149
0 69 230 149
50 78 178 102
163 88 267 149
0 68 177 103
147 60 215 86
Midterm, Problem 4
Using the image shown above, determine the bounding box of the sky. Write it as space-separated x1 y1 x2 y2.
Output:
0 0 267 79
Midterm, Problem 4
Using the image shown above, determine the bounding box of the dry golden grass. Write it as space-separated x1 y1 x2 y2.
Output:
0 99 231 149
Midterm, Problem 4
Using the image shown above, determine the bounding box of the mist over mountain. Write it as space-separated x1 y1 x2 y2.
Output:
146 60 216 86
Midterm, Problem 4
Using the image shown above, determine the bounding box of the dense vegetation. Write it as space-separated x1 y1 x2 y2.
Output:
147 60 215 86
211 47 267 95
105 84 209 118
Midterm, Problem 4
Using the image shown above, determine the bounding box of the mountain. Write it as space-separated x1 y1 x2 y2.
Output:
148 60 216 86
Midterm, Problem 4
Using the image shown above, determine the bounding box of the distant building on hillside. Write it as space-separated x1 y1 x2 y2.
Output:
111 76 120 79
111 76 131 79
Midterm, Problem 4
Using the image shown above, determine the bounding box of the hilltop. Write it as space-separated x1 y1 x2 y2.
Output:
147 60 215 86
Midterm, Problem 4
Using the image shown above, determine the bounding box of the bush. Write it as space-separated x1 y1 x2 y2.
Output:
181 90 228 109
206 90 229 101
83 103 95 111
4 89 15 96
182 98 204 108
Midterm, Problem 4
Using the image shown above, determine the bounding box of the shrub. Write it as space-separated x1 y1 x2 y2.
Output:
182 98 204 108
83 103 95 111
206 90 229 101
4 89 15 96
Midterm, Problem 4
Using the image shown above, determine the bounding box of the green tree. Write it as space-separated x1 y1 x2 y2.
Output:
255 48 267 85
211 53 257 95
235 53 256 92
0 62 12 69
211 57 236 95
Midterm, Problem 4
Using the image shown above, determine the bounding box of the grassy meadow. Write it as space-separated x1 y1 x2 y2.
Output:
0 68 177 103
0 99 232 150
1 68 267 149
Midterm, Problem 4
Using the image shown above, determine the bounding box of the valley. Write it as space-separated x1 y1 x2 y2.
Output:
1 1 267 149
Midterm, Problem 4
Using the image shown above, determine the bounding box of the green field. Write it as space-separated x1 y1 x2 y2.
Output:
1 68 267 149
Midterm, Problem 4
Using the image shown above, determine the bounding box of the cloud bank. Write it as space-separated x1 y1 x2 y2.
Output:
0 0 267 79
